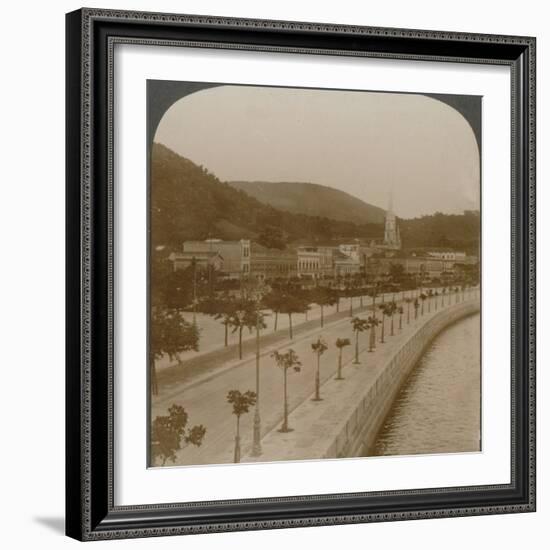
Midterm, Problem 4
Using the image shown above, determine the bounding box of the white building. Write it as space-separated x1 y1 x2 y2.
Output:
426 251 467 261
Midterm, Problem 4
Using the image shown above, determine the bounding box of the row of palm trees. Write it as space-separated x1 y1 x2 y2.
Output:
203 283 476 361
226 282 479 461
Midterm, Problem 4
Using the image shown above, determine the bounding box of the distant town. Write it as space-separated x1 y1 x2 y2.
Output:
166 196 479 291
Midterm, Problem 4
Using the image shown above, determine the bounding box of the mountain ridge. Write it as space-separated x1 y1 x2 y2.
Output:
150 143 383 250
228 180 386 225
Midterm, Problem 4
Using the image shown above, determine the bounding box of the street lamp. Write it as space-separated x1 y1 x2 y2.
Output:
251 281 265 457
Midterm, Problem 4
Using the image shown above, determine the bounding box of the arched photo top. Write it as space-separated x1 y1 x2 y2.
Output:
149 81 480 219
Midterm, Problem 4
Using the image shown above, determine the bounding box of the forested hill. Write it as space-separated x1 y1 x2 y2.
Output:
151 143 479 253
228 180 385 225
399 211 480 254
151 143 382 249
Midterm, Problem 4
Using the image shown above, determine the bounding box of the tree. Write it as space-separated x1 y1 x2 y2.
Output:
344 282 357 317
257 225 286 250
335 338 351 380
227 301 252 360
271 349 302 432
386 301 398 336
378 304 389 343
335 276 343 312
350 317 369 364
311 337 328 401
368 287 378 320
150 252 182 308
367 316 380 352
279 290 310 340
151 404 206 466
228 300 267 360
419 293 427 316
150 307 200 395
310 286 338 328
389 262 405 285
227 389 257 463
199 293 234 347
404 296 413 325
263 288 285 332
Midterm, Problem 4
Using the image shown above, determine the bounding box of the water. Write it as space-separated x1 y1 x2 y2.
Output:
372 313 481 457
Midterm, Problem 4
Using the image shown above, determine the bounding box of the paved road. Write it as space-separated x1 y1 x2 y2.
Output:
151 288 476 466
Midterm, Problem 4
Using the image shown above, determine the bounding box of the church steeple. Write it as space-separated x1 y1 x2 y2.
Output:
383 189 401 249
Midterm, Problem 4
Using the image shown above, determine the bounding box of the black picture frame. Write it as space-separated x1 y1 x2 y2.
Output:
66 8 536 541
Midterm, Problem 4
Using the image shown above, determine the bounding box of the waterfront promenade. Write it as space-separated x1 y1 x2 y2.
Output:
152 288 479 466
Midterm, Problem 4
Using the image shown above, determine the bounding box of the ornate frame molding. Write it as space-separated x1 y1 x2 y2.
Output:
66 8 536 541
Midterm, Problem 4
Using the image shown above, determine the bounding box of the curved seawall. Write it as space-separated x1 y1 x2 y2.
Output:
327 300 480 458
243 297 480 463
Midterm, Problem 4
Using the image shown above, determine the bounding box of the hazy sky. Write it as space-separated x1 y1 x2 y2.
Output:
154 85 480 219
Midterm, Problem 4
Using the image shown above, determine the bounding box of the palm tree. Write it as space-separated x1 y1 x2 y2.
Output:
335 338 351 380
369 287 378 320
350 317 369 364
404 296 413 324
310 286 338 328
228 301 266 360
200 293 234 347
367 316 380 352
345 283 355 317
227 303 249 360
378 304 388 343
419 293 427 316
263 289 285 332
271 349 302 432
227 390 256 463
279 291 309 340
387 301 397 336
310 337 329 401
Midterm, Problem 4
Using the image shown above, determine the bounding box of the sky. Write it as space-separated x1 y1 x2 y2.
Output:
154 85 480 219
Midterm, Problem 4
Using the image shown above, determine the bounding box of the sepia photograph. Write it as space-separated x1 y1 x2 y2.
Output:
147 82 481 468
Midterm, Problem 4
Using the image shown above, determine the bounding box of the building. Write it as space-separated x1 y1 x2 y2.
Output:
333 249 361 276
365 255 458 281
250 244 298 281
338 243 361 261
427 250 467 262
296 246 334 279
169 250 224 272
368 191 402 251
182 239 250 279
383 192 402 249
